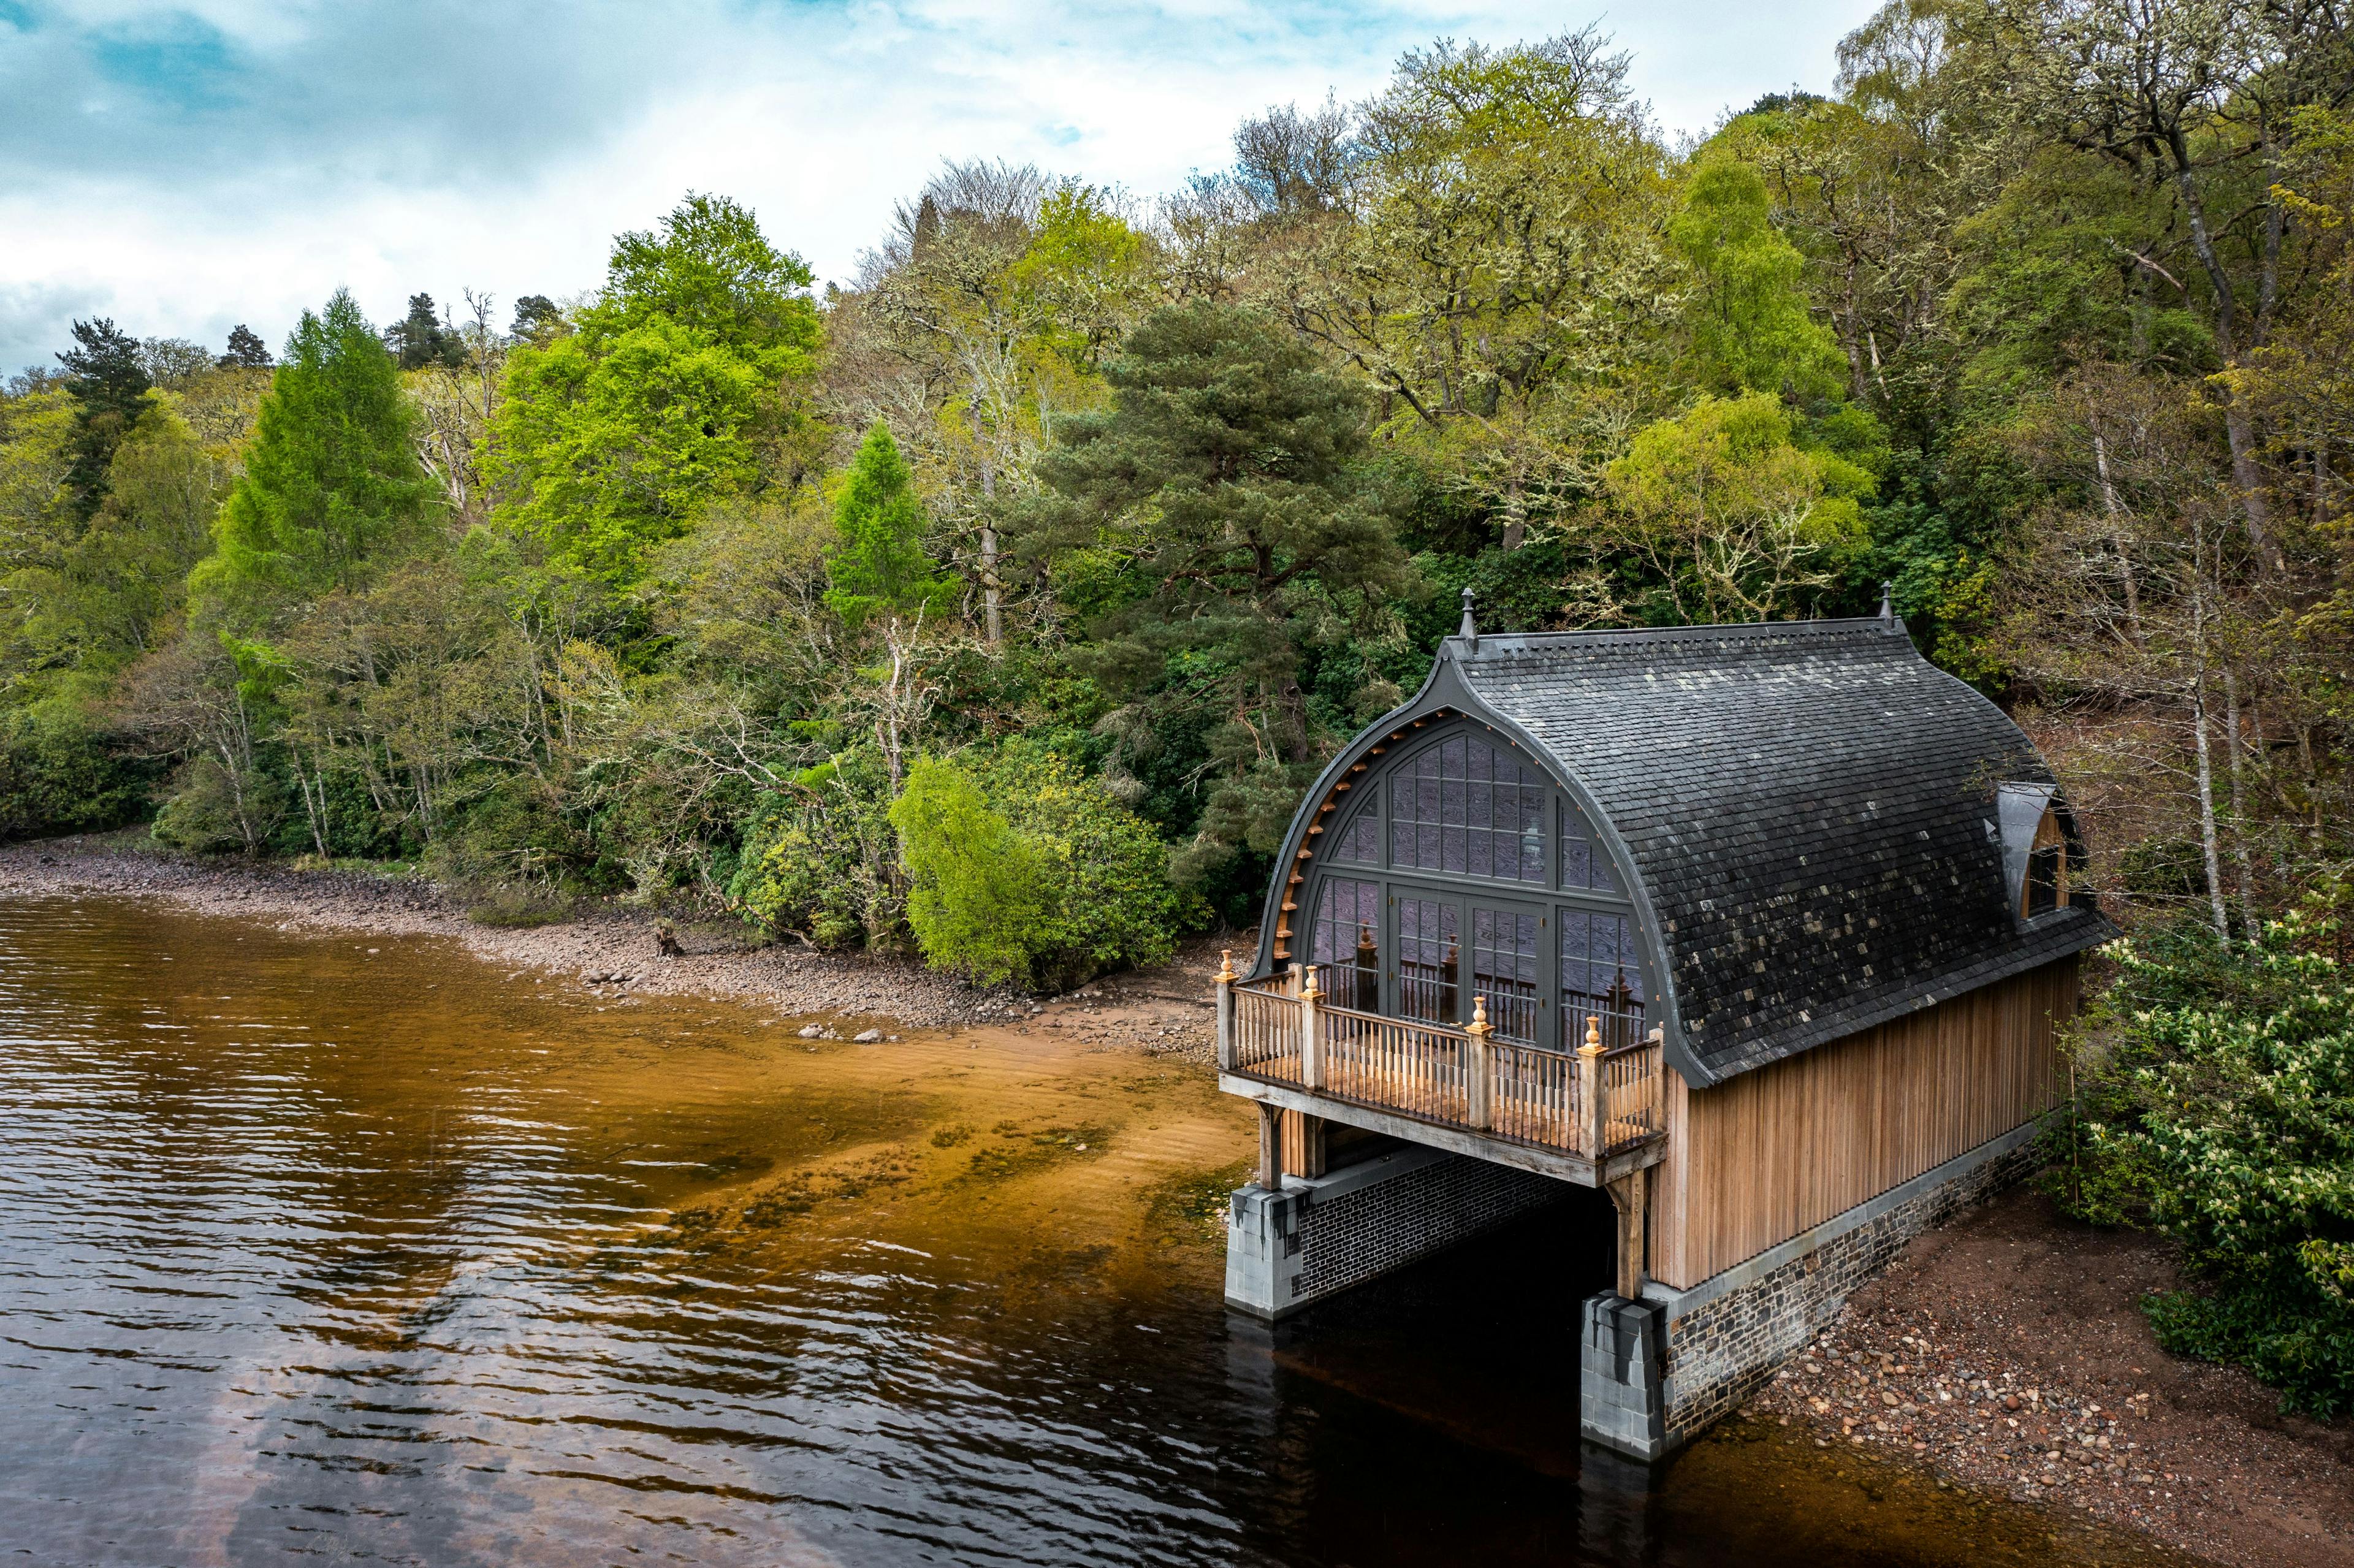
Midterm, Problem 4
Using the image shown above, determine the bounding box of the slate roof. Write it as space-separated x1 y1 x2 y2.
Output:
1444 616 2115 1087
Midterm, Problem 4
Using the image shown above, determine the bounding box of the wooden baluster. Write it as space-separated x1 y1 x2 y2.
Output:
1580 1014 1606 1160
1463 997 1492 1131
1298 964 1323 1092
1215 950 1236 1071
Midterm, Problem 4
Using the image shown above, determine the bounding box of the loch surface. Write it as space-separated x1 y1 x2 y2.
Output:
0 894 2184 1567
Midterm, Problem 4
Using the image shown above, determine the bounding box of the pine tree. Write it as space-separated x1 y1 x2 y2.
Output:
219 324 273 369
55 318 153 521
194 290 436 623
825 421 952 631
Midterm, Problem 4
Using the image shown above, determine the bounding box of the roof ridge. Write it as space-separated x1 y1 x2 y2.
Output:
1450 617 1906 658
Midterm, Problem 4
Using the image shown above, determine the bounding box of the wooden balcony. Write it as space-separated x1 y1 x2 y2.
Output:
1216 965 1669 1187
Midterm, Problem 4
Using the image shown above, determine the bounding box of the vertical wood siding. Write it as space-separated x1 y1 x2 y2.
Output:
1650 956 2078 1290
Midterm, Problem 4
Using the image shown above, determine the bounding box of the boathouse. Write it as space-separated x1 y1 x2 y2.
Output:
1214 593 2115 1459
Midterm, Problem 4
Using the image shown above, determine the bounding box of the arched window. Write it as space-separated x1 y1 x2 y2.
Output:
1286 718 1654 1054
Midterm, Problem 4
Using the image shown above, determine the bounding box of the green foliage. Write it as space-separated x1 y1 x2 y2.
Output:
1598 392 1873 622
2045 916 2354 1415
0 695 149 841
196 291 435 624
890 755 1042 985
731 748 907 950
1023 301 1416 887
891 746 1178 989
1669 158 1848 403
489 193 821 586
825 422 953 630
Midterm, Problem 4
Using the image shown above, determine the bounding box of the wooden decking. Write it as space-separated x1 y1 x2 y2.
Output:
1219 967 1666 1185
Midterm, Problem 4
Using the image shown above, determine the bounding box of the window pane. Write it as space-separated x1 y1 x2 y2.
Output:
1397 897 1458 1024
1560 910 1645 1051
1560 796 1616 892
1472 906 1542 1045
1388 733 1548 882
1310 878 1382 1010
1331 783 1379 864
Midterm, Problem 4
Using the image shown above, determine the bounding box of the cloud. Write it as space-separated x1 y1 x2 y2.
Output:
0 0 1882 373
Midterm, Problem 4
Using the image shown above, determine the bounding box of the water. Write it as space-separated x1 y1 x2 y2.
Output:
0 895 2184 1567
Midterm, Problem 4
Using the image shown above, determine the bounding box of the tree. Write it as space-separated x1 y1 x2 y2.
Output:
825 421 951 631
509 295 562 342
488 192 822 585
1592 391 1874 622
1278 29 1675 551
195 290 436 623
55 318 153 522
386 292 462 371
1668 156 1849 402
1021 301 1416 880
219 324 273 369
137 338 215 390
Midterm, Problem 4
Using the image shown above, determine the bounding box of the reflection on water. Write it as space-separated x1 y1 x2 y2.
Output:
0 896 2185 1567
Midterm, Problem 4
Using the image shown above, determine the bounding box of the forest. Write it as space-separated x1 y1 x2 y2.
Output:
2 0 2350 1404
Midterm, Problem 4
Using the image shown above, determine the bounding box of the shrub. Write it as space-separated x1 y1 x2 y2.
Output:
0 699 151 842
2047 913 2354 1415
891 746 1178 990
729 747 907 950
890 757 1042 986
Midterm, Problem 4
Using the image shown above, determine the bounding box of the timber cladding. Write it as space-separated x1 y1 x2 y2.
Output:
1650 954 2079 1289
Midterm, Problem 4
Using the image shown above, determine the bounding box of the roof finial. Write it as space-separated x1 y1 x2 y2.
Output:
1459 587 1479 653
1878 580 1895 630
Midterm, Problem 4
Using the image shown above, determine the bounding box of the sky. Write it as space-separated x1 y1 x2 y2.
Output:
0 0 1885 377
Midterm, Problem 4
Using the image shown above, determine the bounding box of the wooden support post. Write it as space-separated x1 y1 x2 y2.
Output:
1607 1167 1648 1300
1214 950 1236 1071
1298 962 1324 1092
1281 1110 1328 1179
1463 994 1493 1130
1580 1013 1606 1160
1255 1102 1283 1193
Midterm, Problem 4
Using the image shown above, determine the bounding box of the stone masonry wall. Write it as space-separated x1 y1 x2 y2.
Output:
1659 1132 2041 1442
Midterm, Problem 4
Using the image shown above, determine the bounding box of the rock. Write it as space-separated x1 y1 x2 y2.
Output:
2003 1393 2022 1411
797 1024 824 1039
853 1028 884 1043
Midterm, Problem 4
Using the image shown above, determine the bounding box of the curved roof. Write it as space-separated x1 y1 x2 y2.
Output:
1255 614 2115 1089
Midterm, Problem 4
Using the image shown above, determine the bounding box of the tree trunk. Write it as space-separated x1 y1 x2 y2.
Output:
2188 535 2231 940
978 461 1004 649
2220 665 2260 937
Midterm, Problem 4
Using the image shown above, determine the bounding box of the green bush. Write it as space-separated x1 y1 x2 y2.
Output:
891 756 1042 985
729 747 907 950
0 699 150 842
2046 914 2354 1415
891 746 1177 990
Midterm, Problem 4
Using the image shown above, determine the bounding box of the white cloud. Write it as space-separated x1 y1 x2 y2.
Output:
0 0 1883 373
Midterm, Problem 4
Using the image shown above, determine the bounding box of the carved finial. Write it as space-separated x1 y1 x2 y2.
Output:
1216 949 1236 984
1465 994 1491 1038
1583 1013 1603 1054
1878 580 1895 629
1300 962 1321 1000
1458 586 1479 652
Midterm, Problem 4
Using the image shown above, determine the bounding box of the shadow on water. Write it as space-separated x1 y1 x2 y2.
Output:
0 894 2192 1568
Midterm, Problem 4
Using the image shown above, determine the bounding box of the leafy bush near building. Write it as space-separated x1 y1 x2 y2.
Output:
890 745 1176 991
2046 913 2354 1416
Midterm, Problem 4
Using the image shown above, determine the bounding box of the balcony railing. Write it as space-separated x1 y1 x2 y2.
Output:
1220 964 1664 1163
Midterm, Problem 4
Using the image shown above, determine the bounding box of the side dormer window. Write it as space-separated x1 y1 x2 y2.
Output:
1998 782 2073 922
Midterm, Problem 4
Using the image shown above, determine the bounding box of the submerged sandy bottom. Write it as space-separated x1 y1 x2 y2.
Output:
0 892 2199 1568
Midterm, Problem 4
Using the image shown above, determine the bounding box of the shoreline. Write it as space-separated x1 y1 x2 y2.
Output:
1741 1184 2353 1568
0 834 1226 1060
15 834 2345 1566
